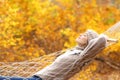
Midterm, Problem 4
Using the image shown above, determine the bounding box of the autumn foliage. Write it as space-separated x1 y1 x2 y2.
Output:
0 0 120 65
0 0 120 80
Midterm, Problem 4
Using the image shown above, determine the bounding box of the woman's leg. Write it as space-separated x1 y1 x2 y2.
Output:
0 76 42 80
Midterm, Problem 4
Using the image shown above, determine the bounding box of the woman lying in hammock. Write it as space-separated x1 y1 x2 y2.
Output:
0 29 118 80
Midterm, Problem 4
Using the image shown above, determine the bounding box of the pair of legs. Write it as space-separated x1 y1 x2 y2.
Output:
0 75 42 80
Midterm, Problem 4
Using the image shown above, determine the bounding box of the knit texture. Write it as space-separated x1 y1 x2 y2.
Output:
85 29 99 42
34 35 107 80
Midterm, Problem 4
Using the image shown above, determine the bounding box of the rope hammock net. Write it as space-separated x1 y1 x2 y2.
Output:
0 22 120 79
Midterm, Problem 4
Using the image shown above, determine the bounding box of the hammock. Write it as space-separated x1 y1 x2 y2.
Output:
0 22 120 79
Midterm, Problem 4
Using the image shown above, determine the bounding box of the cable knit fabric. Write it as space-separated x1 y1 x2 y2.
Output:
85 29 99 42
34 35 107 80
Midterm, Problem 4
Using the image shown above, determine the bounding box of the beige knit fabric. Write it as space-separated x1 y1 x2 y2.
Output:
85 29 99 42
34 34 106 80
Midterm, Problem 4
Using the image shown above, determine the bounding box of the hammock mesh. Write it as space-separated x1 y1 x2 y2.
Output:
0 22 120 80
